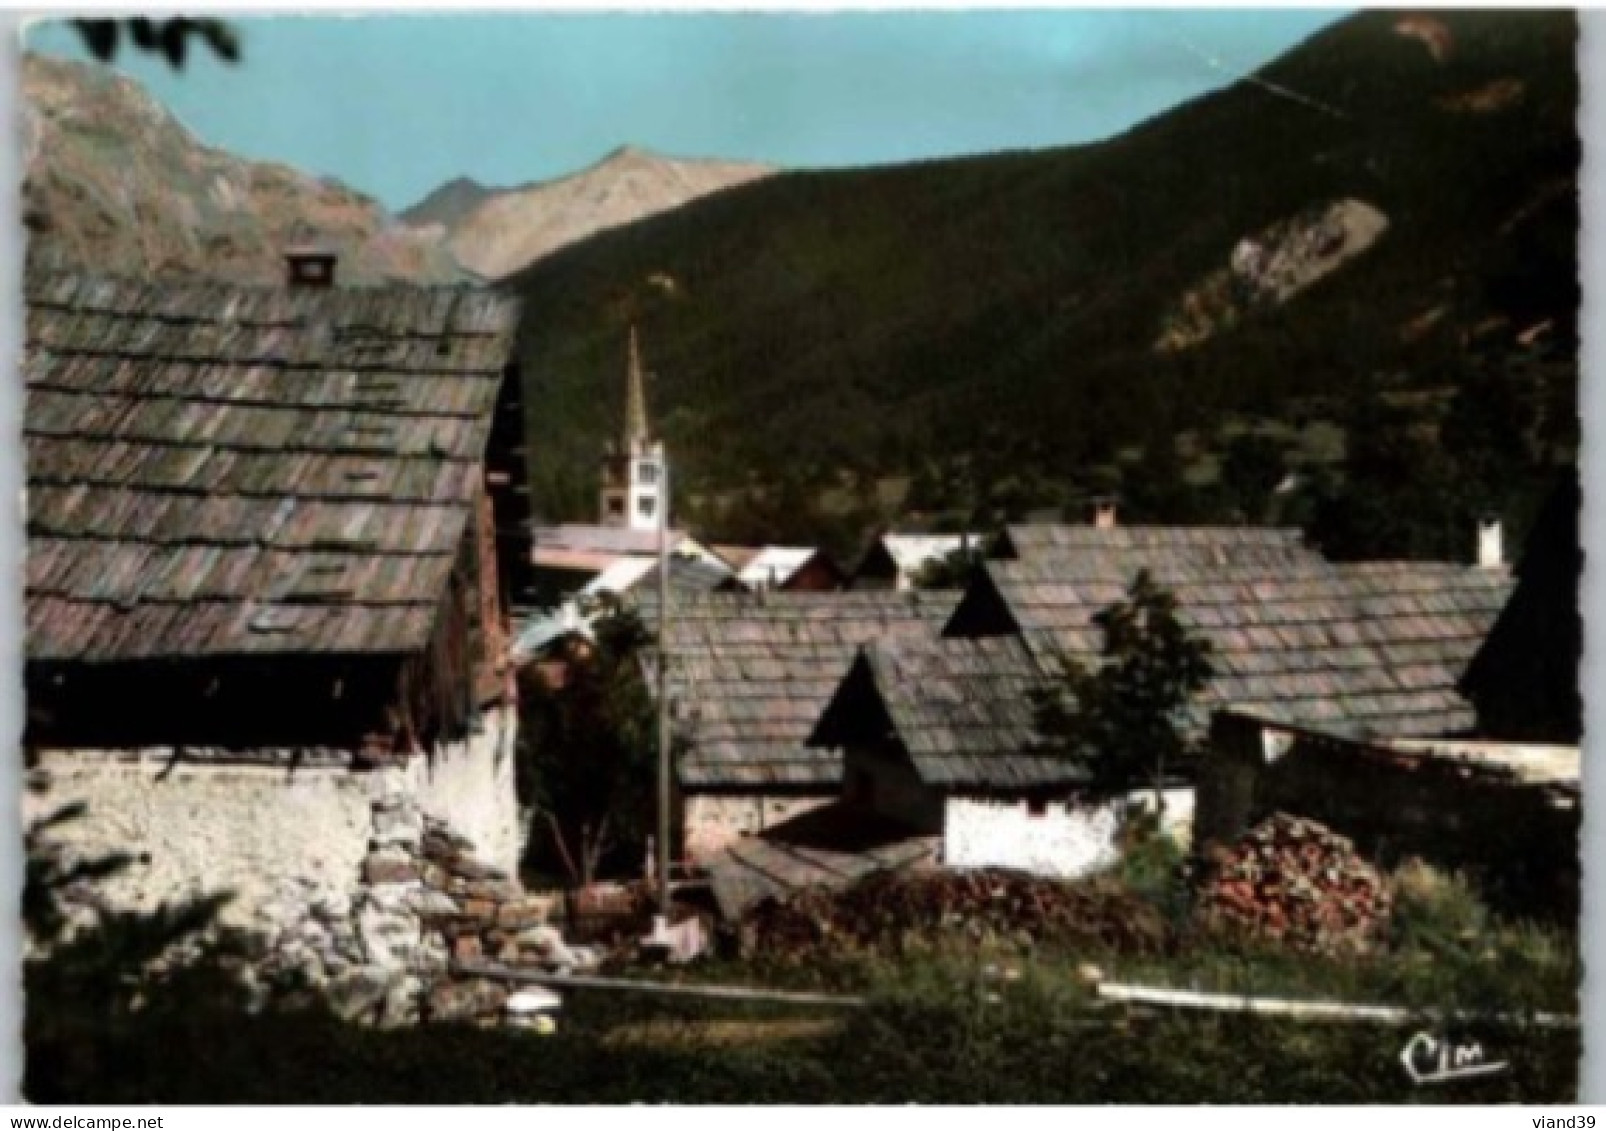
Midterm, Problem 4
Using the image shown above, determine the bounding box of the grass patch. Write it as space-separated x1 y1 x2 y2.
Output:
28 950 1576 1103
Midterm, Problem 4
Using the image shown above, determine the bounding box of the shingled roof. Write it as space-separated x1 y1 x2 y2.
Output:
819 635 1089 789
584 553 732 600
643 590 956 788
25 271 521 662
949 527 1515 739
808 526 1516 795
992 523 1317 569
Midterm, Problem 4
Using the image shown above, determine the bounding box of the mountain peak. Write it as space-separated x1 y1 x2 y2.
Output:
411 146 776 279
23 52 466 284
398 174 498 229
600 144 659 165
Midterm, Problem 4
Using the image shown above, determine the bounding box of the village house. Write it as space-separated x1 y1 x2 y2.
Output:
809 633 1125 877
23 259 532 930
530 523 721 603
581 552 733 602
715 544 847 592
641 589 957 861
850 531 984 590
801 516 1516 878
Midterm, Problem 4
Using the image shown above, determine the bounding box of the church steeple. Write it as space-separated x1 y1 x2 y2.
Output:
623 324 650 455
599 327 666 531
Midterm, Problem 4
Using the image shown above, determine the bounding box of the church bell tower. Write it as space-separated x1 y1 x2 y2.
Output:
599 326 665 531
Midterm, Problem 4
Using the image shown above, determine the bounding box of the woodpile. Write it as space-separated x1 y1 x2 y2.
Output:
1193 813 1392 954
744 868 1169 959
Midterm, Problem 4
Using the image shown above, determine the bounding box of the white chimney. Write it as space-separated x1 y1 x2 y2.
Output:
1093 498 1118 529
1477 516 1503 569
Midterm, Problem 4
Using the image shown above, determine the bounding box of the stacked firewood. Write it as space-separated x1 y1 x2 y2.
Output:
744 868 1169 959
1193 813 1391 954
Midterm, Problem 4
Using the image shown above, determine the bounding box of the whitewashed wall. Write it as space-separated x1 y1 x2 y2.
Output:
682 794 832 862
942 788 1197 878
398 703 521 877
25 752 377 930
942 796 1125 878
25 702 523 931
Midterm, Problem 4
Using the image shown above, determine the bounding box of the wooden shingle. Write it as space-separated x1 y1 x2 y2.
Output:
640 590 956 787
967 526 1515 739
24 270 521 662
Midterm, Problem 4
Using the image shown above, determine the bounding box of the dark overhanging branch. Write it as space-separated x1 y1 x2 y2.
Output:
71 18 240 69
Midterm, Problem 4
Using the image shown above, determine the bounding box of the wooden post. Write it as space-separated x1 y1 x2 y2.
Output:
656 455 672 915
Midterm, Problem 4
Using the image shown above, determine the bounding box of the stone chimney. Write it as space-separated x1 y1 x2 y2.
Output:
285 247 338 288
1091 497 1119 529
1477 516 1504 569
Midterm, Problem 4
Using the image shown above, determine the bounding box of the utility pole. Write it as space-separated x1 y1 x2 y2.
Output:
655 454 672 916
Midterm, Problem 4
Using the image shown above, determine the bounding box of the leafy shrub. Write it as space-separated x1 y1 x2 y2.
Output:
1389 858 1491 955
1113 807 1192 926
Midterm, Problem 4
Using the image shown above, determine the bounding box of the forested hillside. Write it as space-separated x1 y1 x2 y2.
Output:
506 11 1577 563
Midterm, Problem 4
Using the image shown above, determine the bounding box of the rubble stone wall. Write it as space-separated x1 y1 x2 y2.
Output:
682 793 832 862
254 793 578 1029
942 796 1124 878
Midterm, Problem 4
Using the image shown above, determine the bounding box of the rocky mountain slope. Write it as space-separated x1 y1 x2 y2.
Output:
398 175 499 235
401 146 773 281
22 53 466 285
503 12 1577 544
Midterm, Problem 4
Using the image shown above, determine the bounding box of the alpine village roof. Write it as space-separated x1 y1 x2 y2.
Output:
809 525 1515 792
875 533 982 578
25 270 522 663
531 523 696 571
582 553 733 600
641 590 958 789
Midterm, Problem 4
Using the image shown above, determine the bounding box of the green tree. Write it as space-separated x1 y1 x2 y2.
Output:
1307 391 1463 560
1123 432 1208 524
1035 571 1214 803
515 609 656 887
1440 355 1536 505
1218 432 1288 523
912 536 991 590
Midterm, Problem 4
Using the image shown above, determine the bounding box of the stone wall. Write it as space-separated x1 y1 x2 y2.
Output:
942 796 1125 878
254 794 582 1028
31 770 581 1029
24 702 522 932
24 750 376 931
682 793 832 862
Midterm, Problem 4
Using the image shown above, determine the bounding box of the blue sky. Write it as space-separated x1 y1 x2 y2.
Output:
27 11 1345 214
